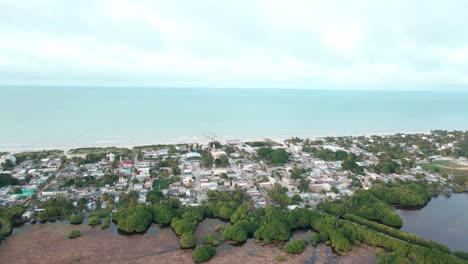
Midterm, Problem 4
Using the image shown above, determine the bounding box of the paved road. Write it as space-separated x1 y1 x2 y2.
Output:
191 161 204 203
128 151 139 191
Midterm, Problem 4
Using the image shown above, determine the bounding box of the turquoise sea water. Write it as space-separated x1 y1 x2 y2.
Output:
1 86 467 151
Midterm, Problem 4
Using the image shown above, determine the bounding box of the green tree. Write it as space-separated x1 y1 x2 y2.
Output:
283 239 308 254
153 204 175 225
200 150 214 168
68 229 81 239
0 173 19 188
257 148 289 166
180 232 196 248
221 223 248 242
214 154 229 167
192 245 216 263
88 216 101 226
267 183 292 207
69 214 84 224
12 187 22 194
310 232 320 246
1 159 15 170
113 205 152 232
203 234 220 246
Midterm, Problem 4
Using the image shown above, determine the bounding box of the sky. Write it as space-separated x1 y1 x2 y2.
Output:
1 0 468 89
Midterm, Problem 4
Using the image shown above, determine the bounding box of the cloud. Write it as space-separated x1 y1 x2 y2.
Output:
0 0 467 89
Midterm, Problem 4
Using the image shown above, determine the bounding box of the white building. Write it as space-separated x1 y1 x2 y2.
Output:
106 153 115 162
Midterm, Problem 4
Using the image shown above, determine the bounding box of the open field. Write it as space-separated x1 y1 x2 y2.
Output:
68 147 131 155
133 144 189 152
245 140 281 148
418 161 468 177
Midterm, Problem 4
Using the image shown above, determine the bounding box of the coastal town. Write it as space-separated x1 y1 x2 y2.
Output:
1 130 467 219
1 130 467 263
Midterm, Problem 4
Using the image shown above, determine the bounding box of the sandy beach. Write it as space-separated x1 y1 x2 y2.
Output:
1 131 431 154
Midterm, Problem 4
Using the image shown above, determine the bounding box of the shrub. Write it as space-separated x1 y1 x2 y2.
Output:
180 232 196 248
283 240 308 254
193 245 216 263
100 216 110 229
88 216 101 226
203 234 220 246
69 230 81 239
319 231 329 242
276 255 286 261
89 209 110 218
69 214 84 225
454 251 468 261
221 223 248 242
310 232 320 246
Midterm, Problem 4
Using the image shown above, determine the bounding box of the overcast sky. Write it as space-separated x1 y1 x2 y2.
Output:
1 0 468 89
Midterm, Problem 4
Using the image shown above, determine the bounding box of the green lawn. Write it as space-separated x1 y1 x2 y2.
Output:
245 140 281 147
418 161 468 177
432 160 466 168
69 147 131 155
152 178 177 190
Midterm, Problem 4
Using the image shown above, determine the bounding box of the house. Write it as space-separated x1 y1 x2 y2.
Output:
138 167 150 177
211 150 227 160
287 205 301 211
133 184 144 191
21 211 33 221
143 151 159 159
0 187 12 197
213 168 227 176
182 176 193 187
0 155 16 166
138 194 147 204
310 183 331 193
166 189 180 196
144 178 153 189
201 182 218 190
41 190 68 196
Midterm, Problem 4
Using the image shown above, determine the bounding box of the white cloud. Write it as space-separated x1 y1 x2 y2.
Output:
0 0 467 89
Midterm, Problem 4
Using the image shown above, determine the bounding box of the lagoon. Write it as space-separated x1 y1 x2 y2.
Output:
396 193 468 252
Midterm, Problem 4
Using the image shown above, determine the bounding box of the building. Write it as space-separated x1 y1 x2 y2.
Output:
106 153 115 162
186 152 202 160
133 184 144 191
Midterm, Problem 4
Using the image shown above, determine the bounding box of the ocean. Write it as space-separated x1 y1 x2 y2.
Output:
1 86 467 151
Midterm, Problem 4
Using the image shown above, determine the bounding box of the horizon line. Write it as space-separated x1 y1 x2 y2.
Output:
1 83 468 92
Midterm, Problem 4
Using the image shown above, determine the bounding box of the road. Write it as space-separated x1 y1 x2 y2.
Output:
191 161 204 203
128 151 139 191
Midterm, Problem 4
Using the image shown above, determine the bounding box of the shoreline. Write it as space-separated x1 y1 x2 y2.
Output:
0 130 435 154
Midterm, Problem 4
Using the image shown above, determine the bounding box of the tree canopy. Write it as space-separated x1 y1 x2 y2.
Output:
283 239 308 254
257 148 289 166
113 205 152 233
192 245 216 263
0 173 19 188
